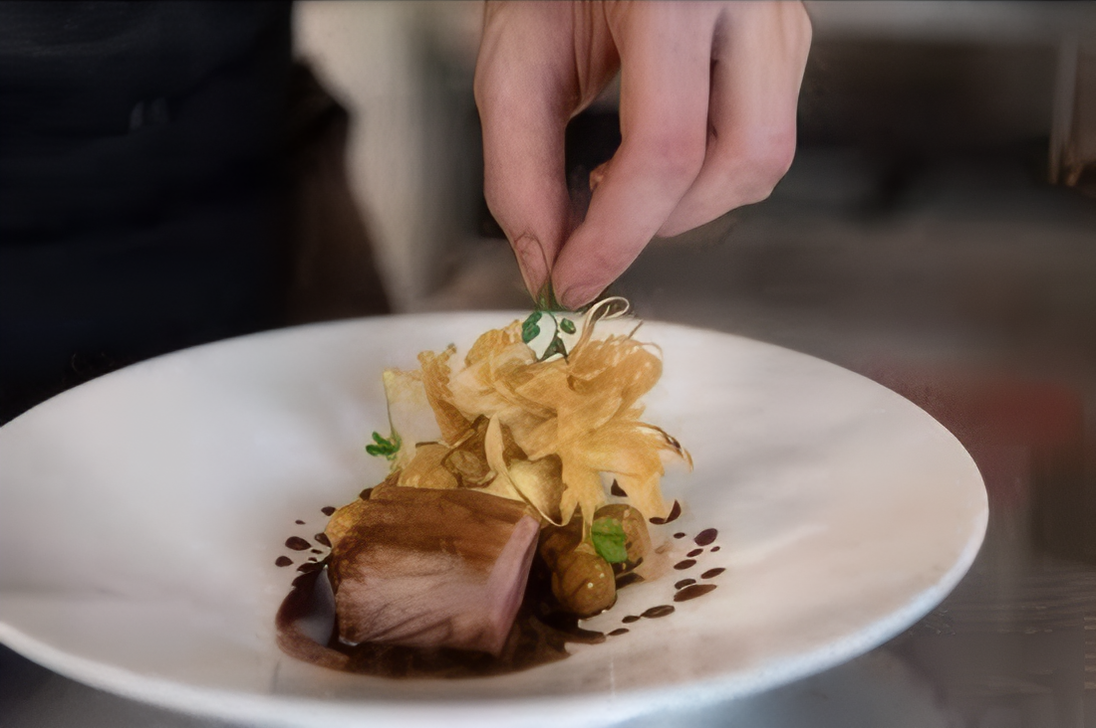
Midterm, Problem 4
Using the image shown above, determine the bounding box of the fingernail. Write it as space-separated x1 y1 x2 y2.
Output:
558 282 601 311
514 234 548 294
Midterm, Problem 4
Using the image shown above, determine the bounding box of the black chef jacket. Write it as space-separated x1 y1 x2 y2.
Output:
0 1 294 422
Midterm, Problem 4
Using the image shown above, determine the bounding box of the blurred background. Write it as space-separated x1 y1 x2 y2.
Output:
290 1 1096 317
3 1 1096 726
253 1 1096 724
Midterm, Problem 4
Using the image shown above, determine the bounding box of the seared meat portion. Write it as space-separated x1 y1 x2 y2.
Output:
325 484 539 656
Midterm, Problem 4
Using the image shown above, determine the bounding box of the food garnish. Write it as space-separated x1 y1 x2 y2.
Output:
590 516 629 564
364 431 400 461
374 297 691 529
277 298 696 674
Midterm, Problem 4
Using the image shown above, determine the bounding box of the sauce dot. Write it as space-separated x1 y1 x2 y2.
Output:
711 546 721 552
275 556 293 567
675 578 696 590
641 605 675 619
609 628 629 636
673 559 697 570
285 536 311 551
694 528 718 546
622 615 640 624
673 532 686 539
321 506 336 516
294 519 305 525
674 584 718 602
701 568 726 579
687 548 703 558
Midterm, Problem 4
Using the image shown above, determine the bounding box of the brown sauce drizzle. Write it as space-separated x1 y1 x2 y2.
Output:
276 556 607 679
641 605 675 619
694 528 718 546
673 584 717 602
649 500 681 525
711 546 721 552
295 520 305 525
285 536 311 551
277 511 724 678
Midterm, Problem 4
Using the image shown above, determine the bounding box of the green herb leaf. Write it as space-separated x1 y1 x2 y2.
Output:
559 317 576 334
366 431 401 461
521 311 542 344
591 517 628 563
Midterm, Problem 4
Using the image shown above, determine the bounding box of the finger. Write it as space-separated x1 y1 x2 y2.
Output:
475 3 574 297
552 3 718 310
659 2 812 237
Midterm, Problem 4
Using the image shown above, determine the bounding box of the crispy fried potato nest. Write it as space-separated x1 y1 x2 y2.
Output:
383 300 691 528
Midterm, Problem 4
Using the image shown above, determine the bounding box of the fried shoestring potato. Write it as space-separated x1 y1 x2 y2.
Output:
379 298 691 528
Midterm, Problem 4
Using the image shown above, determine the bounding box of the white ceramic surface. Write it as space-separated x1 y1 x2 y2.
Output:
0 313 987 728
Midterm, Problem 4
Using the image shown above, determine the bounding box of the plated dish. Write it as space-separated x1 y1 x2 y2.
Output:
0 313 987 728
276 301 703 679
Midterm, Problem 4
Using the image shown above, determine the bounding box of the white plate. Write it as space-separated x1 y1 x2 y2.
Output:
0 313 986 728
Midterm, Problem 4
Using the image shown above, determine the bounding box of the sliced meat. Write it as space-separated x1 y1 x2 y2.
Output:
325 485 539 656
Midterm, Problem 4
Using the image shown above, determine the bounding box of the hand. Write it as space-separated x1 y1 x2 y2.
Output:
475 1 812 309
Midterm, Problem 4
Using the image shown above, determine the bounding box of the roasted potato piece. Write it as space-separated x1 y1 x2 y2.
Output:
538 518 617 616
398 443 458 489
550 545 616 617
443 416 493 486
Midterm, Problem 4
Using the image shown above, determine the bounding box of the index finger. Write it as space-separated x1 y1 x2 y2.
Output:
551 3 717 309
475 2 575 297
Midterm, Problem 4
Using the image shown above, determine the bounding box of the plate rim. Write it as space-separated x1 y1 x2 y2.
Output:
0 312 989 727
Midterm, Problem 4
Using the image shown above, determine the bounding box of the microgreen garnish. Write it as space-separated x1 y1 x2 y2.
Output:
365 431 401 461
591 517 628 563
522 308 574 362
522 286 581 362
521 310 542 344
